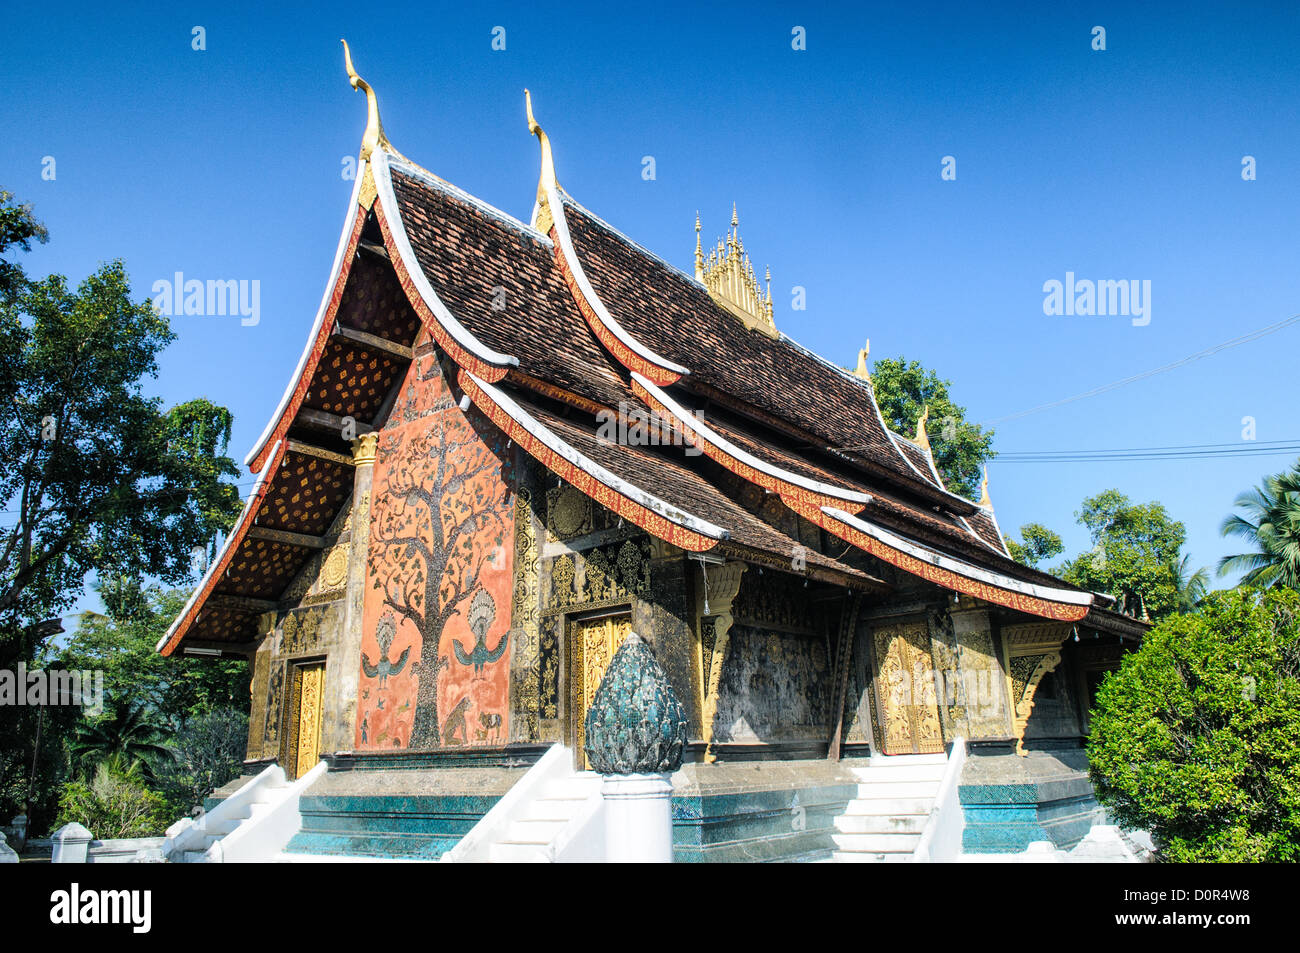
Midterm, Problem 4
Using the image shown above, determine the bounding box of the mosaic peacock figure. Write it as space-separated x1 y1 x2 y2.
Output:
453 589 508 675
361 612 410 688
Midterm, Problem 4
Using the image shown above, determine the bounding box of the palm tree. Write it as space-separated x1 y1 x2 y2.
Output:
1218 462 1300 590
1171 554 1210 612
69 701 175 781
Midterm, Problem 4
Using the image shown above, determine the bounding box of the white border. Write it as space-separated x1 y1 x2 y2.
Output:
822 505 1093 606
633 372 872 505
465 371 728 541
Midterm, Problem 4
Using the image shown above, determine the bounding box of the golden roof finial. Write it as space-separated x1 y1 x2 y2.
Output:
853 340 871 381
694 212 704 281
341 40 404 162
699 206 776 336
914 405 931 451
524 89 558 232
978 467 992 508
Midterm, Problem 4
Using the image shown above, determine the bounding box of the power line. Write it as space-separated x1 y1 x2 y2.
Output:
995 439 1300 464
980 311 1300 426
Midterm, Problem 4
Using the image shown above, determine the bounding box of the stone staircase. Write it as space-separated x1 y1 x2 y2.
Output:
831 753 949 862
486 773 602 862
164 762 325 862
441 744 605 863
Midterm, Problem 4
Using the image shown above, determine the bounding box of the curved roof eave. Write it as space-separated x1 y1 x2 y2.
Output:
460 370 727 551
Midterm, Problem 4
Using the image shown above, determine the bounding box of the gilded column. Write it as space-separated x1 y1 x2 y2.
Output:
322 432 377 753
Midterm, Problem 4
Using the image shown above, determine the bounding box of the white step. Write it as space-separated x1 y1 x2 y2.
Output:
835 813 927 835
541 777 599 799
832 850 913 863
844 795 934 815
489 841 553 863
832 831 923 852
849 763 946 783
507 818 569 842
854 780 941 799
863 753 948 767
521 797 587 821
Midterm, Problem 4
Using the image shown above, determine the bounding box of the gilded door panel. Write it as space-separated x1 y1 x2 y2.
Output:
289 662 325 779
872 621 945 754
574 614 631 766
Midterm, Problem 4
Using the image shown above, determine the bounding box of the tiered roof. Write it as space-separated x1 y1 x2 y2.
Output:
160 47 1143 657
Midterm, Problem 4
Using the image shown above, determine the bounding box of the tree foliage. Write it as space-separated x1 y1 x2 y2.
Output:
868 357 995 498
156 707 249 815
1059 489 1198 621
54 758 173 839
59 581 249 727
1087 588 1300 861
0 188 242 664
1004 522 1064 569
1219 460 1300 590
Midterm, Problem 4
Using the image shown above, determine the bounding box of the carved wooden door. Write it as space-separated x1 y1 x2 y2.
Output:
573 613 632 768
871 621 945 754
287 661 325 779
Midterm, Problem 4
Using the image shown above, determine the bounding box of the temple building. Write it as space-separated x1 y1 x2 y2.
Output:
157 45 1146 862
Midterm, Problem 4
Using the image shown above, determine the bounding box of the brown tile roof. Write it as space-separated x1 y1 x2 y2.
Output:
559 198 925 484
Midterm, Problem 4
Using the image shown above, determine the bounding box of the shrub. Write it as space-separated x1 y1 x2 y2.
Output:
54 760 172 839
1087 587 1300 861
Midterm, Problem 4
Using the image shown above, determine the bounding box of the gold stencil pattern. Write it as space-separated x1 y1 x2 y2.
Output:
872 621 945 754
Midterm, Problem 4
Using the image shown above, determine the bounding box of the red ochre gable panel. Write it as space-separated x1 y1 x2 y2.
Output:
355 350 515 751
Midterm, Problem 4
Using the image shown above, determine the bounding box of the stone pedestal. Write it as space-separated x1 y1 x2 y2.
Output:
602 773 674 863
0 833 17 863
51 822 93 863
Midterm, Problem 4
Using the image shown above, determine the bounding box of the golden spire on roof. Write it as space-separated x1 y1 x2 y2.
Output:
853 340 871 381
694 212 704 281
914 405 931 451
341 40 405 162
524 89 558 233
978 467 992 508
699 206 776 337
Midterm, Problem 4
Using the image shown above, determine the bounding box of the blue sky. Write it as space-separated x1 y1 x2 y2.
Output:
5 1 1299 617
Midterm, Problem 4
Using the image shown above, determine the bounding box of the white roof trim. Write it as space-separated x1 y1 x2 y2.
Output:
372 150 519 370
465 371 728 541
633 372 872 505
157 440 284 653
245 162 368 470
545 184 690 378
822 505 1093 607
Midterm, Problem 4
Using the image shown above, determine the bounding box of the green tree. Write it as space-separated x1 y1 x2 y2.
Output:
1218 460 1300 590
1004 522 1064 569
68 701 176 783
157 707 249 814
1087 587 1300 861
868 357 995 498
0 189 242 665
60 580 249 728
1059 489 1189 621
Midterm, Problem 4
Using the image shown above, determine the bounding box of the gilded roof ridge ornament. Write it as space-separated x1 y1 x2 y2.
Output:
698 205 776 337
342 39 405 163
853 340 871 381
978 467 992 509
524 89 558 233
914 405 931 451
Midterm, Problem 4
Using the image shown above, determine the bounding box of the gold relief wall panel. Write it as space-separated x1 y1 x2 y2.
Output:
871 620 945 754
